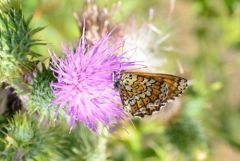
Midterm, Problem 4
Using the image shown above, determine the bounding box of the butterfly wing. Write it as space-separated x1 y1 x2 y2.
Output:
119 72 189 117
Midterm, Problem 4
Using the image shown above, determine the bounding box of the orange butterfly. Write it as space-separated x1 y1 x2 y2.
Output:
113 71 189 117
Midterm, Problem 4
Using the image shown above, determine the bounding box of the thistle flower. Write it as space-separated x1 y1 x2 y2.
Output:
0 0 45 82
1 113 63 160
74 0 122 44
50 33 135 132
30 65 59 122
123 17 169 71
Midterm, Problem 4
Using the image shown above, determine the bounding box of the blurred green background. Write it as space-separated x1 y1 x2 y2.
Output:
1 0 240 161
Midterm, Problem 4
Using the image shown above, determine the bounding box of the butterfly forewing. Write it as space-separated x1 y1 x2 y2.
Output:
118 72 189 117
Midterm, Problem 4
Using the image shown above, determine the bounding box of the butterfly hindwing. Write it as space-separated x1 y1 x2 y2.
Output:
154 73 189 101
118 72 189 117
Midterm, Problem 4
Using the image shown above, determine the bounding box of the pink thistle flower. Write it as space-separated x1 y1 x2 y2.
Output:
49 33 135 132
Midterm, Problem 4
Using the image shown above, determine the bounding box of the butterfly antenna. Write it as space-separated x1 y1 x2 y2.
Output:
119 63 122 73
129 64 148 72
176 59 184 74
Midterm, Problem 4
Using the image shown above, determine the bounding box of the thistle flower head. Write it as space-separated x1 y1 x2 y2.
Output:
7 113 34 142
0 0 45 81
30 65 59 122
50 33 135 132
74 0 122 44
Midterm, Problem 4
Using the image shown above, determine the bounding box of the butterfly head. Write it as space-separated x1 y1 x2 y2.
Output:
113 71 122 91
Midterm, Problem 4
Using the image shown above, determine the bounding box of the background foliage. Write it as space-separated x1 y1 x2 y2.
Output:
0 0 240 161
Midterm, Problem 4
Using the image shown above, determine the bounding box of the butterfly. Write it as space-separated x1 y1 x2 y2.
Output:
113 71 189 117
